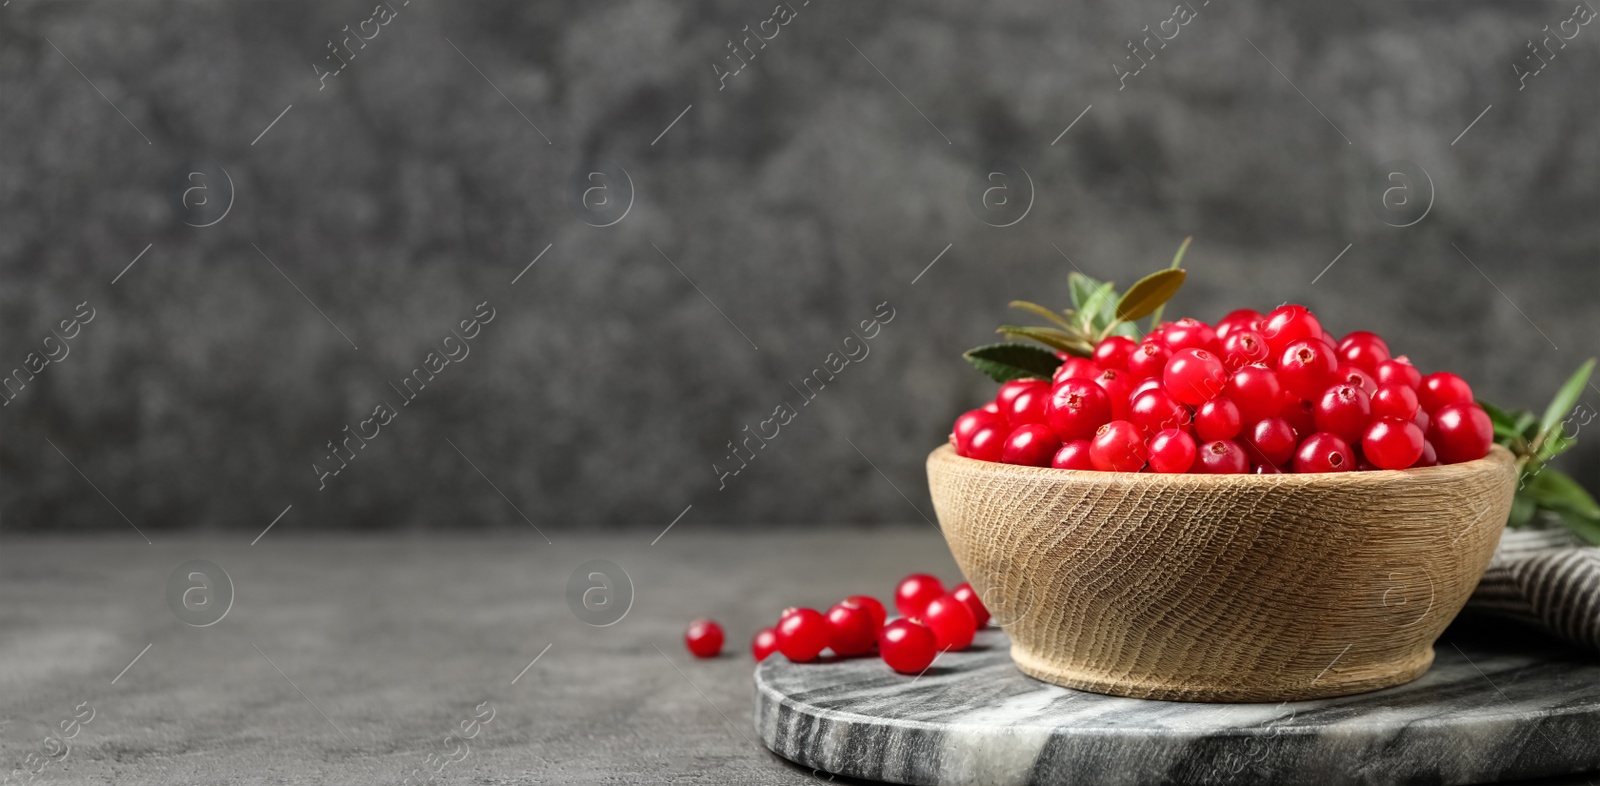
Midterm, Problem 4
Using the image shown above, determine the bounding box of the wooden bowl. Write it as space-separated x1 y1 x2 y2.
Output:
926 443 1516 702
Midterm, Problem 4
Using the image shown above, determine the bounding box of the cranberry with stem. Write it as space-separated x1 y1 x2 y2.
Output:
685 618 724 658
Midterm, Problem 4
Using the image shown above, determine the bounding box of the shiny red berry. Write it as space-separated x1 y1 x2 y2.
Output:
1428 403 1493 464
1090 420 1148 472
1129 388 1191 437
996 379 1048 415
1294 432 1354 473
1314 384 1372 443
1164 348 1228 405
1095 369 1134 421
950 582 990 627
1054 357 1103 385
1336 331 1391 373
776 608 830 662
1260 305 1324 355
952 408 1002 457
1127 341 1171 380
1362 418 1425 470
1214 309 1266 342
1092 336 1137 371
752 627 780 661
964 424 1005 462
1413 440 1439 467
1371 383 1419 421
894 574 945 618
1280 395 1318 438
1220 329 1270 371
1052 440 1096 470
826 603 878 656
1147 428 1197 473
1007 384 1051 426
1375 357 1422 390
1001 423 1061 467
1194 439 1250 474
1419 372 1474 414
1163 318 1218 353
1047 379 1113 442
1277 339 1339 400
918 594 976 651
1253 462 1284 474
1412 407 1430 435
844 595 887 631
685 618 724 658
1243 417 1297 467
1335 364 1377 396
1194 397 1243 441
879 619 937 674
1223 364 1283 424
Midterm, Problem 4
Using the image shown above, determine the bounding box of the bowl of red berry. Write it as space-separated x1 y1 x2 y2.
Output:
929 265 1517 702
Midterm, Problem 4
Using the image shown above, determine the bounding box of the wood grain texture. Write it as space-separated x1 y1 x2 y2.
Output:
926 444 1518 702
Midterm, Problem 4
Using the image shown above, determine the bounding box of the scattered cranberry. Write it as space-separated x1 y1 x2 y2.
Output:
1047 379 1112 442
1244 417 1298 467
826 603 878 657
1001 423 1061 467
1314 384 1372 444
1277 339 1338 400
1371 383 1419 421
1090 420 1148 472
1164 348 1227 405
1194 397 1243 441
1294 432 1354 473
751 627 780 661
1194 439 1250 474
1419 372 1474 414
1375 357 1422 390
685 618 724 658
1362 418 1425 470
894 574 945 618
844 595 887 631
950 582 990 627
1147 428 1197 474
1337 331 1391 373
776 608 830 662
1093 336 1137 371
1223 364 1283 424
1428 403 1493 464
879 619 938 674
918 594 977 651
1052 440 1096 470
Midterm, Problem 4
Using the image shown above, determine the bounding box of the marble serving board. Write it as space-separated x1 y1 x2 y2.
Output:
755 620 1600 786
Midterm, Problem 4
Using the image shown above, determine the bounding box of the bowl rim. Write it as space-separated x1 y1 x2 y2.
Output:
929 442 1514 487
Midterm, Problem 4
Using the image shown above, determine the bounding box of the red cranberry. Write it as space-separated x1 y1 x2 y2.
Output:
1164 348 1228 405
1243 417 1298 467
1253 463 1284 474
825 603 878 656
879 619 937 674
1095 369 1134 421
1314 384 1372 443
950 582 990 627
964 424 1006 462
952 408 1002 457
1336 331 1391 373
1007 384 1052 427
1260 305 1324 355
776 608 830 662
685 618 724 658
1147 428 1197 473
1223 364 1283 424
1362 418 1425 470
1130 389 1191 437
1280 395 1318 439
1052 439 1096 470
996 379 1048 415
1194 439 1250 474
1277 339 1339 400
1214 309 1266 342
1294 432 1354 473
1194 397 1243 441
751 627 780 661
1371 383 1420 422
1047 379 1113 442
1413 440 1439 467
918 594 976 651
1419 372 1474 414
1220 329 1270 370
1092 336 1137 371
894 574 945 618
1428 403 1493 464
1412 407 1431 435
1002 423 1062 467
1131 377 1164 401
1090 420 1148 472
1127 341 1171 380
1335 364 1377 396
1163 318 1218 353
1375 357 1422 390
1054 357 1103 384
844 595 887 630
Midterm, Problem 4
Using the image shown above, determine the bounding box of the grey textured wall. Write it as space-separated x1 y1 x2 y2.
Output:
2 0 1596 533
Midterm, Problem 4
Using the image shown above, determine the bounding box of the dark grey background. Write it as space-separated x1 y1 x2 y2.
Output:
2 0 1596 534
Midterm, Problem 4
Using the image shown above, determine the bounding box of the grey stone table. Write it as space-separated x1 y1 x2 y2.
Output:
2 533 1596 785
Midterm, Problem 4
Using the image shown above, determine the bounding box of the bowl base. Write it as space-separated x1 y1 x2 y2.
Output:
1008 642 1436 702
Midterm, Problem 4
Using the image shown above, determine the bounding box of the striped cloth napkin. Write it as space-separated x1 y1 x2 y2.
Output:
1467 524 1600 653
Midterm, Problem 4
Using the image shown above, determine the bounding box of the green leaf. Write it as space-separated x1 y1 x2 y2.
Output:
1553 508 1600 546
1069 272 1106 312
1513 411 1538 438
962 343 1063 382
996 326 1092 355
1115 268 1188 323
1078 282 1117 332
1532 430 1576 463
1008 301 1076 331
1508 492 1536 527
1148 236 1193 326
1535 358 1595 446
1528 468 1600 519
